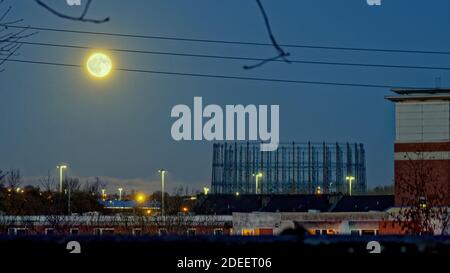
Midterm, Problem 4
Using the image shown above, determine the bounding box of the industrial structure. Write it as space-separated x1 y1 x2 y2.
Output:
211 142 366 195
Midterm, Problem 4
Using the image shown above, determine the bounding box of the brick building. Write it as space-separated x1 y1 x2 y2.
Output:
386 89 450 206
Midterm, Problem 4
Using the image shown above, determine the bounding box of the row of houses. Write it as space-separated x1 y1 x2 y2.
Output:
2 193 448 236
0 210 415 237
0 196 411 236
0 214 232 236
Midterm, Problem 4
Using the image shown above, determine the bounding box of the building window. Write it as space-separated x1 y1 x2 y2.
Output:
242 229 254 236
94 228 101 236
307 229 320 235
45 228 55 236
94 228 114 236
257 228 273 236
213 228 223 236
101 228 114 236
70 228 79 235
133 228 142 236
187 228 196 236
361 230 376 236
159 228 168 236
326 229 336 235
350 230 361 236
8 228 28 236
307 229 316 235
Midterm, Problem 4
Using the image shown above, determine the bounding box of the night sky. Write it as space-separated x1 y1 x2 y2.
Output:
1 0 450 194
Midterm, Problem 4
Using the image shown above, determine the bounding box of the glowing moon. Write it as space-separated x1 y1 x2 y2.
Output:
86 52 112 78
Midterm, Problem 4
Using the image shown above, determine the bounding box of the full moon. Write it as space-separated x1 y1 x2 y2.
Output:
86 52 112 78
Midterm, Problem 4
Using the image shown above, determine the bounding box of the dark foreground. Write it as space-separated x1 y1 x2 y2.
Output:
1 235 448 271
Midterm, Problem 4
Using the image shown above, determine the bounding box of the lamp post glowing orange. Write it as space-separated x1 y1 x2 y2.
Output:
316 186 322 195
136 193 145 204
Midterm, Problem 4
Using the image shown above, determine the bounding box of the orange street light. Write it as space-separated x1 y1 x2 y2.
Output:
136 194 146 204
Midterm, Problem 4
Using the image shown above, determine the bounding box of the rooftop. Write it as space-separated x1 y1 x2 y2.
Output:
99 199 160 209
386 88 450 102
192 194 394 215
331 195 395 212
391 88 450 95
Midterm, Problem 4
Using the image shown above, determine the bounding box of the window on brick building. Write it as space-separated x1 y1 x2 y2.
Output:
214 228 223 236
187 228 196 236
70 228 79 235
45 228 55 236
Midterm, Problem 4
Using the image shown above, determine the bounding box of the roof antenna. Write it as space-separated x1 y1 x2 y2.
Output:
435 77 441 89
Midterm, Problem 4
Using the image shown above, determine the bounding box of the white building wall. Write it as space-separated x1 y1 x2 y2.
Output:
396 101 450 142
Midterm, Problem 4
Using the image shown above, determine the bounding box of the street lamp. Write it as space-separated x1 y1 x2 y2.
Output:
158 169 167 217
101 189 106 200
118 187 123 200
57 165 67 193
136 193 145 204
203 187 210 195
345 176 355 196
253 172 263 194
316 186 322 195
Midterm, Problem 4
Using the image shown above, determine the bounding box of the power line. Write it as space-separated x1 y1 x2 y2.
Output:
3 24 450 56
1 57 423 89
8 40 450 71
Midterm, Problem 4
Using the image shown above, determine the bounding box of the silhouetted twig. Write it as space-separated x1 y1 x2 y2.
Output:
34 0 109 24
0 0 37 72
244 0 291 69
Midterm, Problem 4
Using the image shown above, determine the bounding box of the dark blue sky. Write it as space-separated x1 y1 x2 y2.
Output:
1 0 450 193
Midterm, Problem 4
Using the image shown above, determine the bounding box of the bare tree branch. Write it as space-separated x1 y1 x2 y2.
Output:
34 0 109 24
0 169 7 186
0 1 36 72
244 0 291 70
6 169 22 189
39 171 55 192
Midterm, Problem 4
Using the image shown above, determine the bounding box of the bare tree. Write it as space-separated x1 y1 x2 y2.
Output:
0 169 6 187
394 150 450 235
39 170 55 192
64 177 81 193
34 0 109 23
6 169 21 189
83 177 104 195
